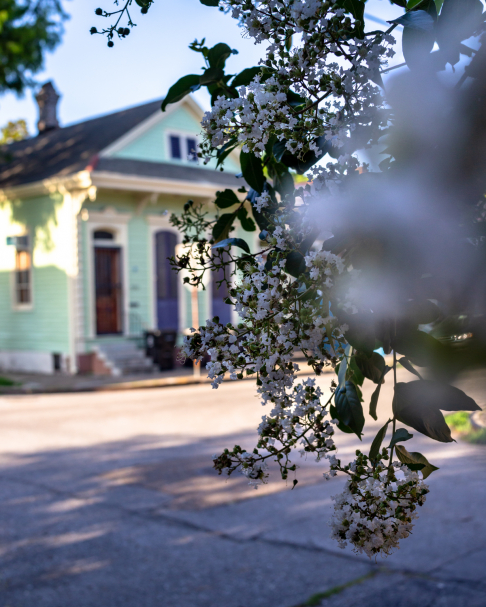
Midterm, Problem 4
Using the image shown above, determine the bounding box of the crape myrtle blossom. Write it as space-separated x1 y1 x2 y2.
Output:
181 250 350 483
201 0 395 159
327 450 429 557
171 0 436 559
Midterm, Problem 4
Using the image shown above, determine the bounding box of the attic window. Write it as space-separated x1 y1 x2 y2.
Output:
169 134 199 163
187 138 198 162
170 135 182 160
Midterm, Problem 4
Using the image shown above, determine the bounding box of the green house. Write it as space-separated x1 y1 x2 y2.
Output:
0 83 249 375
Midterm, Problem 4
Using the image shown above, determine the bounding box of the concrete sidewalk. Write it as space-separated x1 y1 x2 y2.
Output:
0 366 198 394
0 368 485 606
0 357 327 395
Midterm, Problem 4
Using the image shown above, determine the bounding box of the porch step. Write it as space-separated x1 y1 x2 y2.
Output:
95 341 160 376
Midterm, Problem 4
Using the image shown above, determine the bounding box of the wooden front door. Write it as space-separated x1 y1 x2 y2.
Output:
95 247 123 335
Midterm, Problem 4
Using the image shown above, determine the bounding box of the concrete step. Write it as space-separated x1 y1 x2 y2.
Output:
96 341 159 376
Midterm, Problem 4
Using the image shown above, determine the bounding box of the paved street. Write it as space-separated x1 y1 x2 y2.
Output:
0 368 485 607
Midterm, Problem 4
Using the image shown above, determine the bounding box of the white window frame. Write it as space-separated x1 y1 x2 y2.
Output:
11 232 33 311
166 130 200 164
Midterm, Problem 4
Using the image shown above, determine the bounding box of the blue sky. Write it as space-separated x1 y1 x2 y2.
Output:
1 0 404 134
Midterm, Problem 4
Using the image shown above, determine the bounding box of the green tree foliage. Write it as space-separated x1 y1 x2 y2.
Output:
0 118 28 143
0 0 67 95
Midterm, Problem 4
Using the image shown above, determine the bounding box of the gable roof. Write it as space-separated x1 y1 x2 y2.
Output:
0 98 240 191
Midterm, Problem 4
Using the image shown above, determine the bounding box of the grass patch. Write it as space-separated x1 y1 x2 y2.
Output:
445 411 486 445
0 376 16 386
295 571 377 606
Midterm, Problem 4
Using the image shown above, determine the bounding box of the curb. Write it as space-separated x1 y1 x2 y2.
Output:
0 365 333 396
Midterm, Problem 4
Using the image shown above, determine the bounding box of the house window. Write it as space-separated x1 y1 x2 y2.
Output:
14 236 32 305
169 134 199 162
170 135 182 160
187 137 198 162
94 229 114 241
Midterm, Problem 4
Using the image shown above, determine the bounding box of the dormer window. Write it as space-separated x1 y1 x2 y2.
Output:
170 135 182 160
187 137 198 162
168 134 199 163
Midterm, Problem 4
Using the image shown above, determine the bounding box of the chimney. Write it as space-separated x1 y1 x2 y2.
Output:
35 81 60 133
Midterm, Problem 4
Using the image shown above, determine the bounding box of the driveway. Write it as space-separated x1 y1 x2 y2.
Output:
0 368 485 606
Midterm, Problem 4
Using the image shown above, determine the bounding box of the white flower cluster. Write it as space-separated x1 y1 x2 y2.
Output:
305 249 345 284
212 377 338 486
182 251 348 389
202 0 395 160
202 76 297 155
174 0 434 558
328 451 429 557
181 250 350 484
254 190 272 212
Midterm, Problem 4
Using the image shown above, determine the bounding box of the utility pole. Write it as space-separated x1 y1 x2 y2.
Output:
191 286 201 378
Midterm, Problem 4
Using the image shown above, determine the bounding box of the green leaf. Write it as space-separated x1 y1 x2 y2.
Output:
207 43 234 69
354 352 386 384
335 381 365 438
212 237 250 254
200 0 219 5
406 300 441 325
285 250 306 278
389 10 435 30
398 357 423 380
161 75 201 111
212 213 235 242
436 0 483 66
250 202 270 232
407 0 438 12
369 420 391 461
348 356 365 388
286 89 306 108
392 380 479 443
200 66 225 86
336 0 365 21
342 313 376 356
369 382 382 421
237 207 256 232
216 138 238 167
403 380 480 412
240 151 265 194
273 169 295 198
330 404 355 434
388 428 413 450
273 140 287 163
395 445 439 479
231 67 261 88
402 23 435 69
392 329 447 368
335 0 365 37
215 189 239 209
